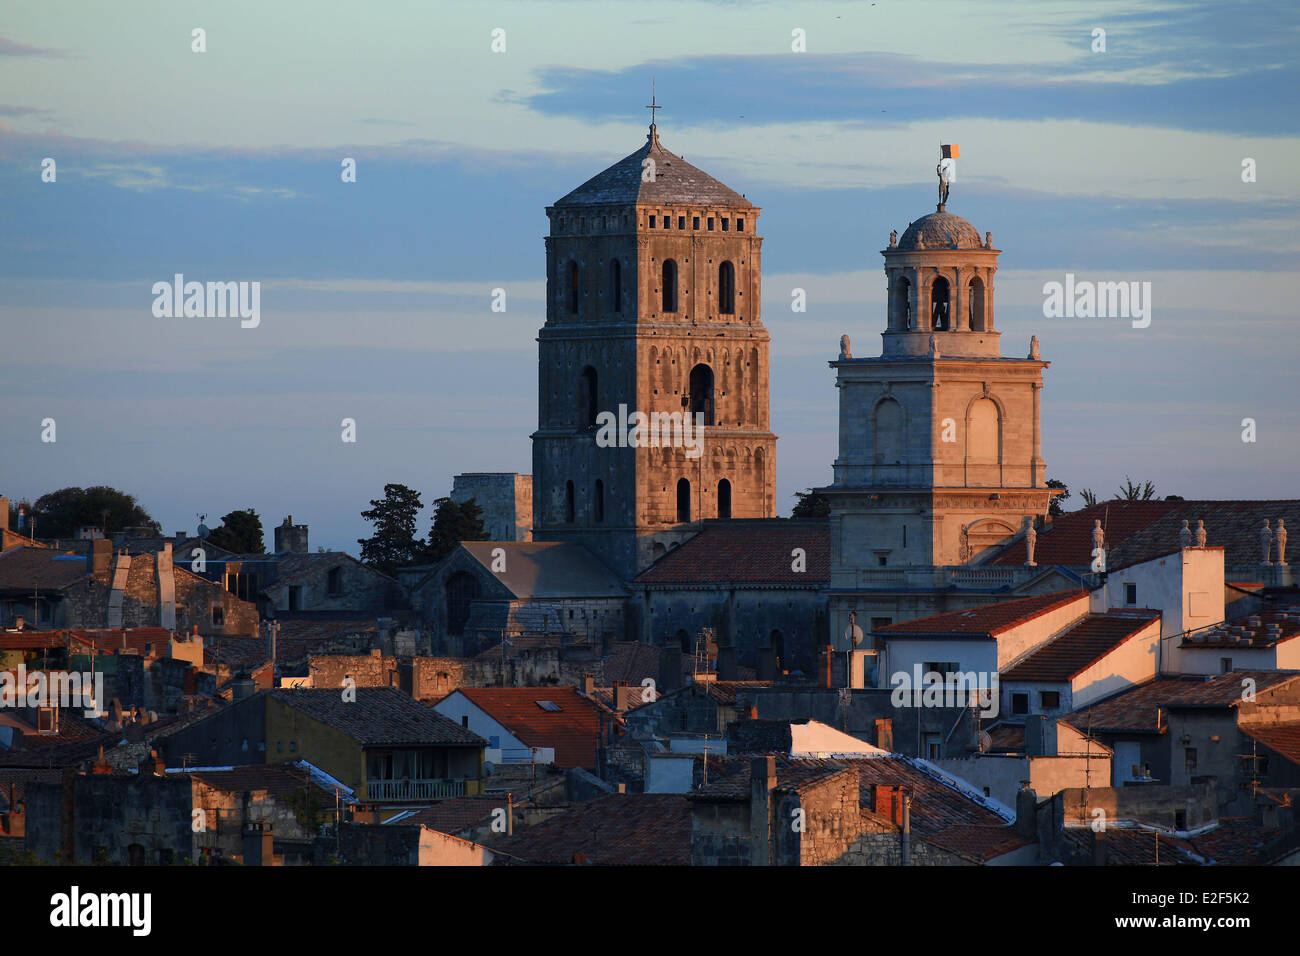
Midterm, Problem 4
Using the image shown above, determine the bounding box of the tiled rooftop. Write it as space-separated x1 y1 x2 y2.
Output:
490 793 692 866
1068 671 1300 733
453 687 611 769
1001 611 1160 682
986 500 1300 570
1239 722 1300 768
553 130 752 208
634 520 829 586
874 590 1087 639
270 687 485 747
0 546 89 592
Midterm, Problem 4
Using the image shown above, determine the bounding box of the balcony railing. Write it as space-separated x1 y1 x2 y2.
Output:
365 778 466 801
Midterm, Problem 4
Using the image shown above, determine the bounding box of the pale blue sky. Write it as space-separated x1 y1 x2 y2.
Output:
2 0 1297 551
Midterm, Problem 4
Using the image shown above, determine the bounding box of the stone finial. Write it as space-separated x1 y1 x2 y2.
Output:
839 334 852 360
985 231 992 249
1179 519 1192 549
1277 519 1288 566
1024 516 1037 567
889 229 897 248
1029 335 1040 360
1091 519 1104 552
1195 519 1207 547
1261 519 1273 565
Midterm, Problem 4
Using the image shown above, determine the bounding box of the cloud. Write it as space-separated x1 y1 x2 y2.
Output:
0 36 66 58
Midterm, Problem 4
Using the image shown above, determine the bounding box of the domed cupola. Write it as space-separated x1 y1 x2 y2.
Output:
881 202 1001 359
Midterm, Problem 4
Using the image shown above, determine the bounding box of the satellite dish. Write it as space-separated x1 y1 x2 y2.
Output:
977 731 992 753
844 623 864 647
197 523 210 539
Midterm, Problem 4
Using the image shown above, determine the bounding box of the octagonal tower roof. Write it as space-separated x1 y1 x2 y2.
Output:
553 127 752 208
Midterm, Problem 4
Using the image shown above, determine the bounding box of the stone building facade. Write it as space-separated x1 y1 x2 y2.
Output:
823 204 1059 643
532 122 778 580
451 473 533 542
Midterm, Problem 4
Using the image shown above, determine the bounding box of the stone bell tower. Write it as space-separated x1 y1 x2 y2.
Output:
822 199 1057 636
531 118 778 580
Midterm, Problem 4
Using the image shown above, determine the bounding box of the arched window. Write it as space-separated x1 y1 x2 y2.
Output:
564 480 576 523
688 364 715 426
662 259 678 313
968 276 986 331
676 478 691 522
676 628 691 653
578 366 598 428
593 479 605 523
445 571 480 636
717 479 732 519
968 398 1000 463
894 275 912 330
718 261 735 314
874 398 904 464
567 261 579 314
610 259 622 313
931 277 951 331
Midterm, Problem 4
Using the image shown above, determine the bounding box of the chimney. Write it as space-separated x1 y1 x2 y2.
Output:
243 822 275 866
660 643 683 694
874 718 893 752
817 645 835 689
0 496 8 531
611 681 633 713
616 783 626 794
874 784 905 825
274 516 308 554
1015 785 1038 840
232 674 256 702
1025 715 1058 757
92 745 113 775
138 750 165 776
90 539 112 580
582 673 596 696
750 756 777 866
717 645 738 681
748 705 759 721
506 793 514 836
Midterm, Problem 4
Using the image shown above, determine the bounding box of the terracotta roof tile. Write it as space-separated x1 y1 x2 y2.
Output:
270 687 485 747
987 500 1300 570
490 793 691 865
453 687 609 769
875 590 1087 639
0 547 90 592
1069 671 1300 734
1239 722 1300 768
1001 611 1160 682
635 520 829 586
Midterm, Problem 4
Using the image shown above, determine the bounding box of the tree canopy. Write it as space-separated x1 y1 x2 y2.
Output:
357 483 426 575
205 509 266 554
791 489 830 519
27 486 158 539
427 496 489 563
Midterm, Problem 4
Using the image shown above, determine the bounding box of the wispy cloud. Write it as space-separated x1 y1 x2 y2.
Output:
0 36 67 58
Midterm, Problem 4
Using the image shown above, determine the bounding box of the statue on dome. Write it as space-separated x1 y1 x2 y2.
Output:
1029 336 1040 360
839 334 852 360
889 229 897 248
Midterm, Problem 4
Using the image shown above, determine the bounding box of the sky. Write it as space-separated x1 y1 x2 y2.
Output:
2 0 1298 552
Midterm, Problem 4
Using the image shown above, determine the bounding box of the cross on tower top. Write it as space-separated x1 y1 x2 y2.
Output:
646 79 662 137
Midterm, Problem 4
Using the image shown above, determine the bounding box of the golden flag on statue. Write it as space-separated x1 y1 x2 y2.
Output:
941 144 960 158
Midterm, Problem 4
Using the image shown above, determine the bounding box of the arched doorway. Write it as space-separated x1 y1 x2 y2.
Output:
717 479 732 519
676 478 691 522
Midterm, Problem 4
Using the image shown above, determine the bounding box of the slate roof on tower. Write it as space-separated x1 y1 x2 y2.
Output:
553 130 752 208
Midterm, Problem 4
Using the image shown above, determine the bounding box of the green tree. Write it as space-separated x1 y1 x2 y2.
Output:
29 486 158 538
1046 478 1070 518
205 509 266 553
358 483 425 574
1117 476 1157 501
1079 488 1098 508
790 489 830 519
427 496 489 563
